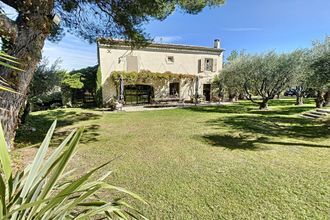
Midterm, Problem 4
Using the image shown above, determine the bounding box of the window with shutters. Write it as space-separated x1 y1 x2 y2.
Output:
205 58 213 71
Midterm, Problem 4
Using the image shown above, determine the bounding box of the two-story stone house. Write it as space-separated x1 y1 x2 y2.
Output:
97 39 224 105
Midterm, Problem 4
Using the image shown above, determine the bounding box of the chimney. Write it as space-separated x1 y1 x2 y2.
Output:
214 39 220 49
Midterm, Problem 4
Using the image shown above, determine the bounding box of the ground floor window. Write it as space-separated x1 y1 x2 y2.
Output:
124 84 154 105
169 82 180 97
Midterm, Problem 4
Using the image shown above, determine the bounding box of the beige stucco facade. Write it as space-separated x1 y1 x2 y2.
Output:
97 40 224 104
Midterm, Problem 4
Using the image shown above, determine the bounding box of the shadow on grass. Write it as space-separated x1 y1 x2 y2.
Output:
202 134 329 150
215 115 330 139
193 99 329 149
248 106 314 115
202 134 264 150
15 109 101 148
185 99 315 115
187 104 250 114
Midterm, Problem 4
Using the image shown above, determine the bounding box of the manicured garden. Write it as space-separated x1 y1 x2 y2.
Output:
15 99 330 219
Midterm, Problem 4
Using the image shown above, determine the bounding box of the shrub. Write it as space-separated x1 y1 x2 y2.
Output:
95 65 103 107
29 91 63 111
0 121 146 219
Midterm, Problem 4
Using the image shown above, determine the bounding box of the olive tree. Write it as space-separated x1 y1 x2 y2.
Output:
223 50 245 101
222 51 303 109
287 50 311 106
309 37 330 107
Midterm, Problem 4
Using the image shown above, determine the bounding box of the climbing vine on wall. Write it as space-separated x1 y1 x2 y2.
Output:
110 70 195 85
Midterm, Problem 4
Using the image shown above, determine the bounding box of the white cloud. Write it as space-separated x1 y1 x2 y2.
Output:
221 27 262 32
153 36 182 43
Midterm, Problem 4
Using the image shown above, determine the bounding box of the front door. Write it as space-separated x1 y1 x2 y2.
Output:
203 84 211 101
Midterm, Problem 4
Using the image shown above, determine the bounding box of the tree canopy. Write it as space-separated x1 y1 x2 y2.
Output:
1 0 225 46
217 37 330 109
219 50 306 109
308 37 330 107
29 58 62 97
309 37 330 91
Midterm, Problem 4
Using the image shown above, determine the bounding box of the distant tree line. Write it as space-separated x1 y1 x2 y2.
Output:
214 37 330 109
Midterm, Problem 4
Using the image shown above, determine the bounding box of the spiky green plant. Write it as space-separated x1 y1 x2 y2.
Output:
0 121 147 219
0 51 23 93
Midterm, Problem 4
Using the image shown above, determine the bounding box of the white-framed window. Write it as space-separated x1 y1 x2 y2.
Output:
166 56 175 64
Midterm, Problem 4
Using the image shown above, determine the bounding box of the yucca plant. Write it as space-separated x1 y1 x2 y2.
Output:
0 121 147 219
0 51 23 93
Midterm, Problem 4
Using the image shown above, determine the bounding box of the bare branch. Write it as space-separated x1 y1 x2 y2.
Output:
0 13 17 42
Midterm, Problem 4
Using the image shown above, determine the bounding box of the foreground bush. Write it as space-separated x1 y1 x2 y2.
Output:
0 121 146 219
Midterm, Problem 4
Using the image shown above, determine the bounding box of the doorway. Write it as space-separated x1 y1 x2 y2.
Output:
124 84 154 105
203 84 211 101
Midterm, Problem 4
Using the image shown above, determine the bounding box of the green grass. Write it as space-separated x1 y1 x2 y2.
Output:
15 99 330 219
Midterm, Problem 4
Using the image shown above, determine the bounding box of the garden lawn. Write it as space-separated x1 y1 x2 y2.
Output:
16 99 330 219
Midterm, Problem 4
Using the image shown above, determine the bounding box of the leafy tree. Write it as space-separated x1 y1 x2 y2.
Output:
309 37 330 107
220 50 245 101
29 58 62 97
70 65 98 103
286 50 311 105
226 50 240 63
71 66 97 93
20 58 63 122
0 0 225 147
60 71 84 106
212 74 225 102
223 51 303 109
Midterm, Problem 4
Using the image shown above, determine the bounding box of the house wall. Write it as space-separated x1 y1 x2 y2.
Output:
98 44 223 103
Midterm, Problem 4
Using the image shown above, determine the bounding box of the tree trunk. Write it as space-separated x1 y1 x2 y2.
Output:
238 93 245 100
228 92 238 102
20 101 31 124
295 91 304 105
295 86 304 105
276 93 280 99
315 90 325 108
0 12 50 148
323 91 330 107
259 98 269 110
295 95 304 105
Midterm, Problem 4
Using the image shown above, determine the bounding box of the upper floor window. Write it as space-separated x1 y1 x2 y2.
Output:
166 56 175 64
205 58 213 71
198 58 218 73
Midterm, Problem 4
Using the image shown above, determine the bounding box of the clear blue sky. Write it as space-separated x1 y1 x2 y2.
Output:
3 0 330 70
